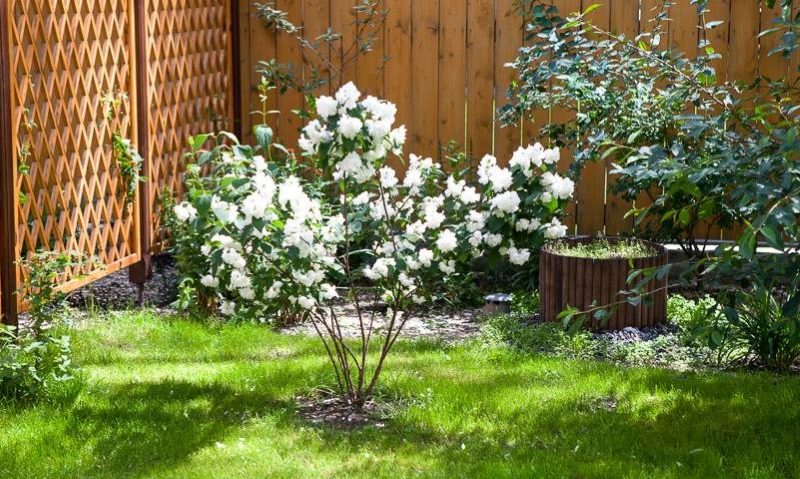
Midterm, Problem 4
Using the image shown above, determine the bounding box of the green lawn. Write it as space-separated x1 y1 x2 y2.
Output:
2 311 800 478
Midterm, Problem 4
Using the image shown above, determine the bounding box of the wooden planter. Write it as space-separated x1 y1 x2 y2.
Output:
539 237 668 330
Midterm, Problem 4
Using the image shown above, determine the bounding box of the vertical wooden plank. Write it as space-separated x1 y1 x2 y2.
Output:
438 0 467 154
331 0 357 87
548 0 580 233
231 0 242 138
276 0 304 149
759 4 789 83
574 0 609 235
701 0 730 242
0 0 18 326
384 0 411 170
494 0 521 164
670 0 699 56
727 1 759 86
303 0 332 97
640 0 669 35
410 0 440 158
356 0 385 98
247 0 279 143
466 0 495 163
604 0 638 236
238 0 253 138
129 0 152 284
704 0 731 83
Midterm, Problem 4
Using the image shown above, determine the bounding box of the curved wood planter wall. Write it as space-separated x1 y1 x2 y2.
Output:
539 237 668 330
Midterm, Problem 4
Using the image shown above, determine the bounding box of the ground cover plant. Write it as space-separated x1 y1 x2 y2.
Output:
547 237 657 260
2 310 800 479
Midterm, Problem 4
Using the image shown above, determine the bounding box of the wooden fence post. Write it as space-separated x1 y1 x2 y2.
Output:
129 0 153 284
0 0 19 327
231 0 243 139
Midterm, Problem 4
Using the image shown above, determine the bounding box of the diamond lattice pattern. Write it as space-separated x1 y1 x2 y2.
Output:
9 0 140 288
146 0 232 252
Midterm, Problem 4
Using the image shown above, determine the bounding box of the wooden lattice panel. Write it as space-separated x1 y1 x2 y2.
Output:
8 0 141 291
146 0 233 252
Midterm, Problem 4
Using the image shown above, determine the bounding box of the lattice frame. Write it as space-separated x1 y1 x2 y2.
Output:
146 0 234 252
7 0 141 296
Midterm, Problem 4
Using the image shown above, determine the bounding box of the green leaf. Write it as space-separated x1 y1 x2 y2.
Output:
583 3 602 16
254 124 273 150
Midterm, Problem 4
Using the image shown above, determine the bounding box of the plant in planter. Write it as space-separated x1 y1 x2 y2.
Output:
540 236 668 331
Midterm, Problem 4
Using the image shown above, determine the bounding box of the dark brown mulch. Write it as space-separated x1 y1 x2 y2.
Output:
295 390 392 429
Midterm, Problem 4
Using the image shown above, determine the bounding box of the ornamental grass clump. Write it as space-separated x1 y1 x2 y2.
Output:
169 82 575 407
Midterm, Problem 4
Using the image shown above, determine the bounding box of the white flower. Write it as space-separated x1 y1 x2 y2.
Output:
200 274 218 288
485 233 503 247
211 234 236 248
468 231 483 247
403 167 423 192
388 126 407 152
379 166 398 189
316 95 338 118
201 244 212 256
423 205 446 230
436 229 458 253
239 288 255 300
491 191 521 216
439 260 456 275
297 295 317 311
352 191 372 205
174 202 197 222
320 284 339 300
544 218 568 239
219 301 236 316
477 154 497 185
459 186 480 204
302 120 332 147
361 96 397 122
549 175 575 200
541 191 553 203
445 176 465 198
366 119 392 143
466 210 486 232
543 147 560 164
364 257 395 280
265 281 283 299
230 270 252 289
418 248 434 267
241 193 267 219
507 246 531 265
335 81 361 109
222 248 247 269
488 166 513 191
338 116 363 139
211 196 238 224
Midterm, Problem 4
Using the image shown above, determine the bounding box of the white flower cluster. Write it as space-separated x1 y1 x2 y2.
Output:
476 143 575 265
299 82 407 185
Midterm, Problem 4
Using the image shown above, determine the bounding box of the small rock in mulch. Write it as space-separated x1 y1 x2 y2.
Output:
592 323 677 343
295 390 390 429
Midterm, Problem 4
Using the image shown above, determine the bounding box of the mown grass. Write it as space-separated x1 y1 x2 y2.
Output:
1 310 800 478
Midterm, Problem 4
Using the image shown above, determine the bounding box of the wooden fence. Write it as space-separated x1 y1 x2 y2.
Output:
238 0 799 237
0 0 235 325
0 0 797 325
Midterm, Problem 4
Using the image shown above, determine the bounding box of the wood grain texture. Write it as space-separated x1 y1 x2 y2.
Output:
466 0 495 163
410 0 440 157
438 0 468 155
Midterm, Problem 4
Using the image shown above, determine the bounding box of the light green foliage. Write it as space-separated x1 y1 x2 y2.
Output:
102 91 145 205
1 252 84 402
510 290 540 316
549 238 656 260
3 312 800 478
667 294 720 346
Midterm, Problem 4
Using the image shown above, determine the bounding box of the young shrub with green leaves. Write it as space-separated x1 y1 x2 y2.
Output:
1 252 84 402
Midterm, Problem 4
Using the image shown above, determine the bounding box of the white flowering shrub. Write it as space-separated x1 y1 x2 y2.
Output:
473 145 573 287
169 82 575 406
